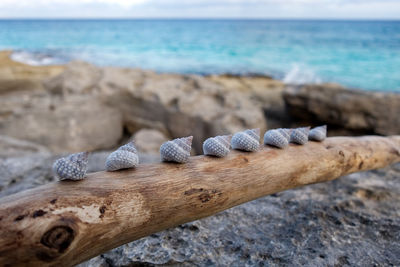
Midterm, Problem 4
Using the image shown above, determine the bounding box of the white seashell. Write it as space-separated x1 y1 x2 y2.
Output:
106 141 139 171
231 128 260 152
53 152 89 181
309 125 327 142
290 127 311 145
203 135 232 157
263 129 289 149
160 136 193 163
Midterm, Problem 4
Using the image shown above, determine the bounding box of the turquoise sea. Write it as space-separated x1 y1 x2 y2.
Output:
0 19 399 91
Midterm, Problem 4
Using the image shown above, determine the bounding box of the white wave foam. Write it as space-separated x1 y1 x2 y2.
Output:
283 64 321 85
10 51 63 66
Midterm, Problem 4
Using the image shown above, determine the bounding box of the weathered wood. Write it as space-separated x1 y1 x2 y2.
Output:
0 136 399 266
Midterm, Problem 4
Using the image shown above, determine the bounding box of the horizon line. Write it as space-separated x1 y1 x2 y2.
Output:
0 17 400 21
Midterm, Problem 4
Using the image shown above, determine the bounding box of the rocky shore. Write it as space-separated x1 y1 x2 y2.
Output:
0 50 399 266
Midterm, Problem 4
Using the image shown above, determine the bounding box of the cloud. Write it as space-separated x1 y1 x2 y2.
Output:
0 0 399 18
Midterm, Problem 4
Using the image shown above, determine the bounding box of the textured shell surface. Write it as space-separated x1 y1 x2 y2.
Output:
278 128 291 141
203 135 232 157
160 136 193 163
263 129 289 149
53 151 89 181
309 125 327 142
231 128 260 152
290 127 311 145
106 142 139 171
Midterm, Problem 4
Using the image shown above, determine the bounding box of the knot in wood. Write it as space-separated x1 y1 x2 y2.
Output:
41 226 75 253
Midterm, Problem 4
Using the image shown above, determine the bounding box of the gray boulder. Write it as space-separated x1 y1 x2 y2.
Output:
284 84 400 135
0 94 123 153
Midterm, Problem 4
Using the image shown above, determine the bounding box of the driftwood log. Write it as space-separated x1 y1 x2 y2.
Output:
0 136 399 266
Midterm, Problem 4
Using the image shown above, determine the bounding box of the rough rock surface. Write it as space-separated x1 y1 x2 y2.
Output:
0 132 161 198
0 94 123 153
77 163 399 266
284 84 400 135
0 135 49 158
0 50 64 93
133 129 169 154
0 56 278 153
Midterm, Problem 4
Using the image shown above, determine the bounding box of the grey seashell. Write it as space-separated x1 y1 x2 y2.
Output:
160 136 193 163
231 128 260 152
203 135 232 157
106 142 139 171
277 128 291 141
309 125 327 142
263 129 289 149
290 127 311 145
53 152 89 181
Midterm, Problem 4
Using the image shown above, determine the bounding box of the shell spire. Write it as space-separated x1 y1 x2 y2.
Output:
309 125 327 142
106 141 139 171
53 151 89 181
290 127 311 145
263 129 289 149
160 136 193 163
231 128 260 152
203 134 232 157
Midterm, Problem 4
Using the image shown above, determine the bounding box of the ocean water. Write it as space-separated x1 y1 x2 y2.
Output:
0 19 399 92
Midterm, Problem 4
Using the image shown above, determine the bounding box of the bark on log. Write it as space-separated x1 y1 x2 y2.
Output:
0 136 399 266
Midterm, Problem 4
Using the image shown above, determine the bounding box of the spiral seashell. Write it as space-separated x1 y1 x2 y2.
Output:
277 128 291 142
160 136 193 163
203 135 232 157
231 128 260 152
53 152 89 181
263 129 289 149
290 127 311 145
106 142 139 171
309 125 327 142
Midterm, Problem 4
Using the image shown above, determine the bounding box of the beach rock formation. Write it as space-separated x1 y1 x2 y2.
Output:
0 50 64 93
0 94 123 153
38 61 271 152
284 84 400 135
133 129 169 154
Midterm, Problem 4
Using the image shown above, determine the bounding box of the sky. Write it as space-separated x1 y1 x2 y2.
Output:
0 0 399 19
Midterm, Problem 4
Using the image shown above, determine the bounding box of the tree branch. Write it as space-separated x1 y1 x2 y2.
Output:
0 136 399 266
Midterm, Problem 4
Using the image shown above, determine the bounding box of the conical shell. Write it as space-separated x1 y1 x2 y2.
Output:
160 136 193 163
290 127 311 145
278 128 291 141
53 151 89 181
263 129 289 149
231 128 260 152
309 125 327 142
203 135 232 157
106 142 139 171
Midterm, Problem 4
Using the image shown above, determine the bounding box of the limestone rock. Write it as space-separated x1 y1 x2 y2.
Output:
0 135 49 158
0 50 64 93
133 129 169 154
0 96 123 153
93 68 268 153
283 84 400 135
43 61 102 95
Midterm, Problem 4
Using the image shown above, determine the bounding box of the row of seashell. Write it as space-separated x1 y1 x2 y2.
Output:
53 125 326 181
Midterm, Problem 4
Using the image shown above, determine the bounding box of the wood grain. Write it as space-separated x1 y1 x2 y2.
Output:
0 136 399 266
